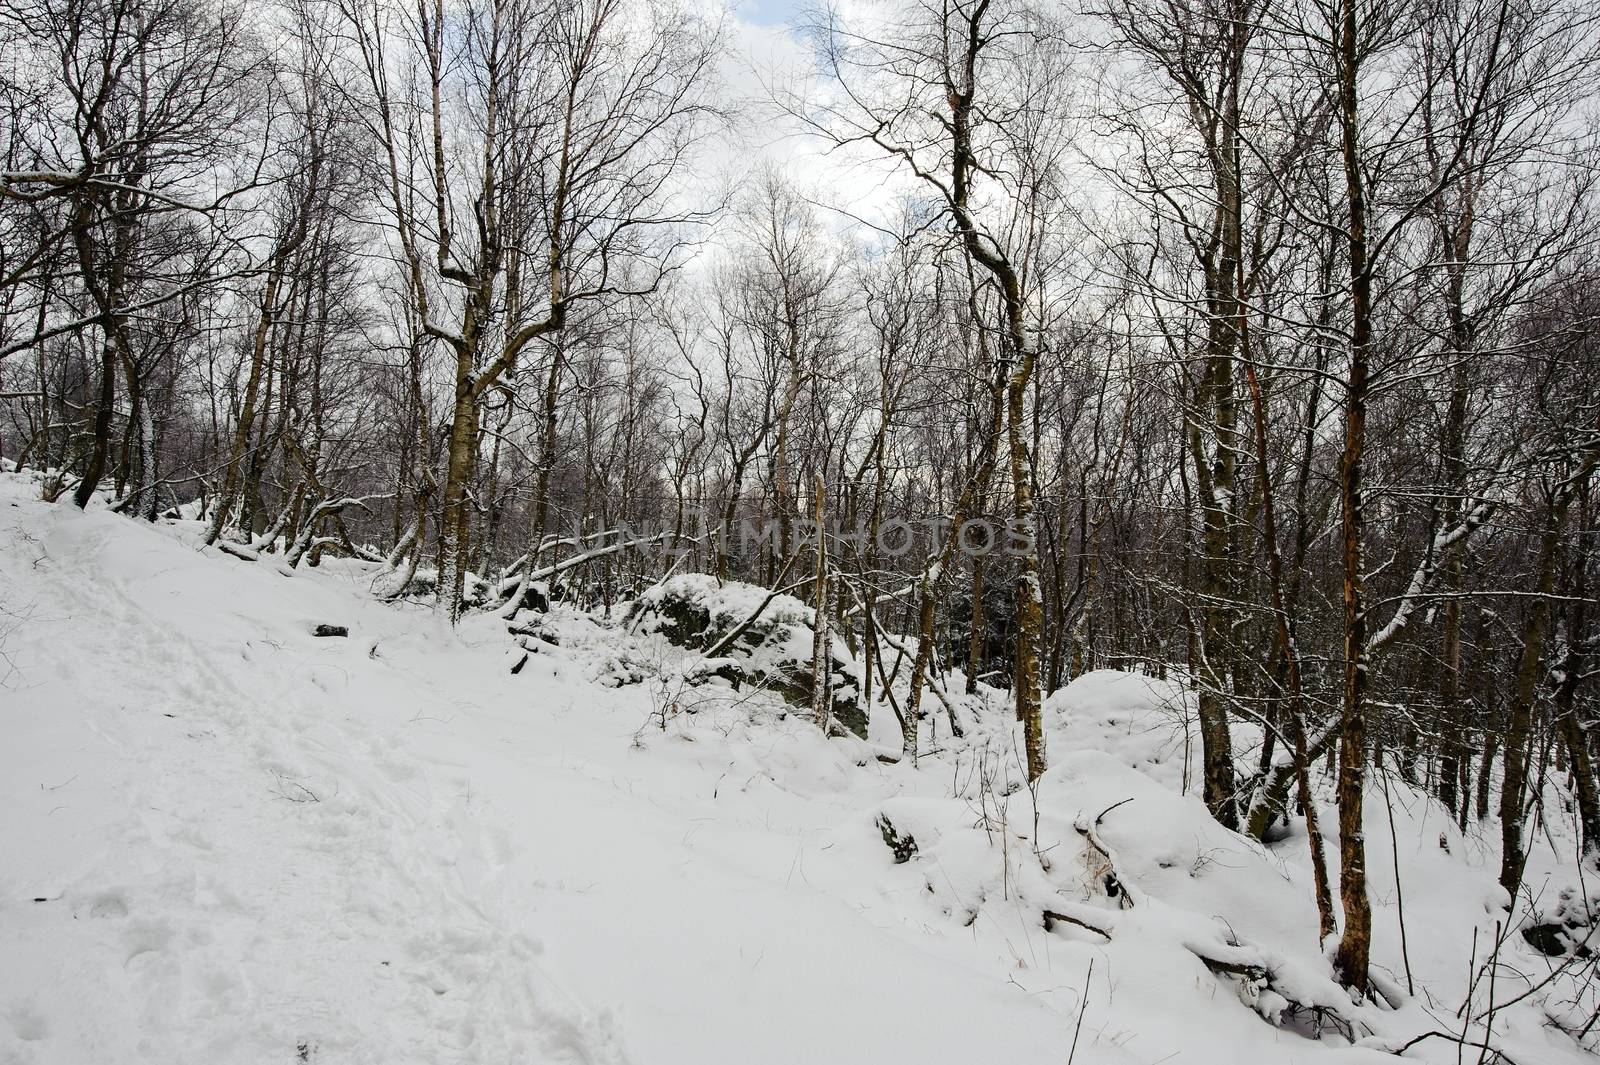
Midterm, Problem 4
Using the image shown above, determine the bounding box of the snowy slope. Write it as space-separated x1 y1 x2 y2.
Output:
0 475 1592 1065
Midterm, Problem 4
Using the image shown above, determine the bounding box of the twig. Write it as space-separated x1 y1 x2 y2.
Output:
1067 958 1094 1065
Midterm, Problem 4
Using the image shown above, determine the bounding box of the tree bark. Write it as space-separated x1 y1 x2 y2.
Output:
1331 0 1374 996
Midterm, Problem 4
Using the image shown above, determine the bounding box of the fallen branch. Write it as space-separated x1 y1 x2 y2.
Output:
496 531 690 613
1075 804 1149 907
1378 1029 1529 1065
1042 905 1114 940
842 579 915 619
215 540 259 562
697 556 806 660
285 495 388 567
1243 718 1341 841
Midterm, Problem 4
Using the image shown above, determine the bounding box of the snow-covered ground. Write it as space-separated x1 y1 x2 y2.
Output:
0 474 1593 1064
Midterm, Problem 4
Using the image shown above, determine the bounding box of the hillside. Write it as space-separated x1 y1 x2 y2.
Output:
0 474 1593 1065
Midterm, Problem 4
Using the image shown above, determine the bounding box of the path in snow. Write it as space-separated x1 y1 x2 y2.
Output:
0 491 625 1064
0 485 1080 1065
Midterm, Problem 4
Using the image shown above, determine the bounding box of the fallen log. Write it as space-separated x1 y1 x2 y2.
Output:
1050 802 1373 1044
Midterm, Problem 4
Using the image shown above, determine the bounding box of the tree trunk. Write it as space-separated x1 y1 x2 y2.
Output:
810 473 833 731
967 549 986 695
1244 349 1336 943
437 355 479 622
1006 336 1046 782
1498 508 1562 897
1331 0 1374 996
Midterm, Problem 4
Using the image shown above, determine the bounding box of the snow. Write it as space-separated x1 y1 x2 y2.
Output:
0 474 1594 1064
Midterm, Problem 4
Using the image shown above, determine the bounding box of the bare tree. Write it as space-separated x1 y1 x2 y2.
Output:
343 0 720 619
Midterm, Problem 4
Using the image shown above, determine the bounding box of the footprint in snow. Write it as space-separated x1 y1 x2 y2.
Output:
88 892 128 919
121 918 175 968
3 1002 48 1042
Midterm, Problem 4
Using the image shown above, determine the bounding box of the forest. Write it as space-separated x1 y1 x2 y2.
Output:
3 0 1600 1049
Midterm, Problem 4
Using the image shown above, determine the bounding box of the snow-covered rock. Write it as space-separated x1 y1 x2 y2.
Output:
625 573 869 737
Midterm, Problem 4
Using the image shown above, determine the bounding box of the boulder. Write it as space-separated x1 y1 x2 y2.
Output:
625 574 868 738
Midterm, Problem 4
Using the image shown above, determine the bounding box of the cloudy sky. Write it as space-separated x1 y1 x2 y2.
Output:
732 0 805 25
706 0 921 245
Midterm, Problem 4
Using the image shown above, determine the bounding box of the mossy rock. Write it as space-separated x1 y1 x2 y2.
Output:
626 577 869 738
